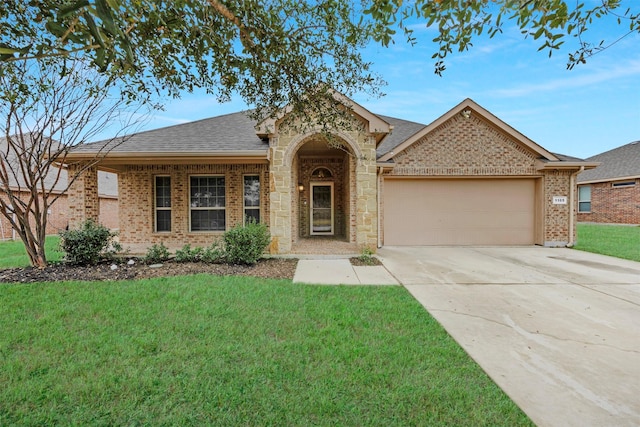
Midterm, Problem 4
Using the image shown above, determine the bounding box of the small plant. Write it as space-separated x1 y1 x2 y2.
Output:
202 239 225 263
144 243 170 264
175 244 204 263
358 246 376 266
223 220 271 265
59 219 121 266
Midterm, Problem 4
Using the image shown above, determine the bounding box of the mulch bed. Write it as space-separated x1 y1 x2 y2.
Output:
0 258 299 284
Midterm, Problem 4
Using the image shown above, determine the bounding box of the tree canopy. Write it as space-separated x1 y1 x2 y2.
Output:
1 1 638 116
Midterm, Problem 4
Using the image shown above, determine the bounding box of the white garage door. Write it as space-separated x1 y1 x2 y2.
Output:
383 179 536 245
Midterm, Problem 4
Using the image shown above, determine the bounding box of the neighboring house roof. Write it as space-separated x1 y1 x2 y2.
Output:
577 141 640 184
0 135 117 197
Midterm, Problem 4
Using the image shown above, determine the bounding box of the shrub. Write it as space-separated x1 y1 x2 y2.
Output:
174 244 205 263
60 219 121 266
202 240 225 263
144 243 170 264
223 220 271 265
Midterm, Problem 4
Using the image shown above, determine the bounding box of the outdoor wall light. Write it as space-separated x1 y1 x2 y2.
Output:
461 109 471 119
298 183 304 191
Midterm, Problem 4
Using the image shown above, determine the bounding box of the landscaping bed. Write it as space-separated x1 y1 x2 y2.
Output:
0 257 298 283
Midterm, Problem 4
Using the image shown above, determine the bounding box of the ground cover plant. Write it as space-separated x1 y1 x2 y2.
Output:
0 277 533 426
575 224 640 262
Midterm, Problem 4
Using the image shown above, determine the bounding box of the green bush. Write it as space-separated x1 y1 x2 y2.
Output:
59 220 121 266
202 240 225 263
144 243 170 264
223 221 271 265
174 244 204 263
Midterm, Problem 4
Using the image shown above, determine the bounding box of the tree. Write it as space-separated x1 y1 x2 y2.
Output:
0 57 141 268
1 1 637 112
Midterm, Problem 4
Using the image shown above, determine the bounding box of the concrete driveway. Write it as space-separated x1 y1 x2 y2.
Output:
377 246 640 427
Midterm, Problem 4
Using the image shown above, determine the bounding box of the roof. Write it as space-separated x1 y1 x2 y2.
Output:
68 97 594 172
1 135 117 197
376 116 427 158
577 141 640 183
73 111 267 155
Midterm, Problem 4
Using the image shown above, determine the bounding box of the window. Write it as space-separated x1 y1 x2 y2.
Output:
190 176 225 231
612 181 636 188
155 176 171 232
243 175 260 224
578 185 591 213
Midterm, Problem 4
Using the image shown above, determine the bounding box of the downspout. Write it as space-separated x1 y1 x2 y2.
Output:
566 166 584 247
377 166 383 248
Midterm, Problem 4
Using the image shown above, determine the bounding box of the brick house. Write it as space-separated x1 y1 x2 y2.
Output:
63 96 596 254
0 136 118 240
577 141 640 224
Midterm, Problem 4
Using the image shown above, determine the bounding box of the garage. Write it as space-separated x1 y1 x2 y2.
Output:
383 178 537 246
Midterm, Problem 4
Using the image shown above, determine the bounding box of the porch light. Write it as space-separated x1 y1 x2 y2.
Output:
298 183 304 192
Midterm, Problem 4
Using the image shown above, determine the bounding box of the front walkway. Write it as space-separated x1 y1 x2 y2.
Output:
290 237 359 256
292 259 398 285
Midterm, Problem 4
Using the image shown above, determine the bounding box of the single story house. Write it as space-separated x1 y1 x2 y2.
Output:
577 141 640 224
63 95 597 254
0 136 118 240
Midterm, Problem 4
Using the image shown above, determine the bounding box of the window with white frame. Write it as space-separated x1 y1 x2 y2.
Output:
155 176 171 232
578 185 591 213
243 175 260 224
190 176 225 231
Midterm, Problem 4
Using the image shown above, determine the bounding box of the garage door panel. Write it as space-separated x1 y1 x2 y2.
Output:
384 179 535 246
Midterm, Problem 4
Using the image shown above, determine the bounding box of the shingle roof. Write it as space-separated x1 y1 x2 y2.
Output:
73 111 267 154
376 116 427 159
577 141 640 183
72 110 426 159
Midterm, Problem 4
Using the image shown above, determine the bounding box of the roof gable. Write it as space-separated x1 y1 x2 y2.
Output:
378 99 559 162
255 89 392 142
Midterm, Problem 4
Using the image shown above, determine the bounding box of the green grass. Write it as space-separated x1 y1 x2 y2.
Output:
0 276 532 426
575 223 640 262
0 236 63 268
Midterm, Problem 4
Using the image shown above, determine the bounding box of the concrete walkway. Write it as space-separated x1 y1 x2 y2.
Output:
378 246 640 427
293 259 398 285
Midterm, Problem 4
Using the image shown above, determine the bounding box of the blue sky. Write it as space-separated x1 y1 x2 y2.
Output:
131 6 639 160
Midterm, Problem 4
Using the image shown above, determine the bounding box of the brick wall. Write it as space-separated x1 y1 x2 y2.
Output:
0 191 69 239
117 163 269 252
99 197 119 230
578 180 640 224
543 170 573 245
389 114 539 176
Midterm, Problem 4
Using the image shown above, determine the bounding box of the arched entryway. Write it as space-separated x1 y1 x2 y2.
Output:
290 135 358 253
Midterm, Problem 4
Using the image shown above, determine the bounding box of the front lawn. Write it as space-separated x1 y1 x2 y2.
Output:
575 223 640 262
0 236 63 268
0 276 532 426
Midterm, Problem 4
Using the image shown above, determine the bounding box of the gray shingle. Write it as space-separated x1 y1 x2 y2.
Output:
376 116 427 159
577 141 640 182
74 111 267 154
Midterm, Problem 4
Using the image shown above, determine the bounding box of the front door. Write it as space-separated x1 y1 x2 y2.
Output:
310 183 333 235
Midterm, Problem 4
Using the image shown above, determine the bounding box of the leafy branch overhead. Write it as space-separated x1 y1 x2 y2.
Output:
1 1 638 110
